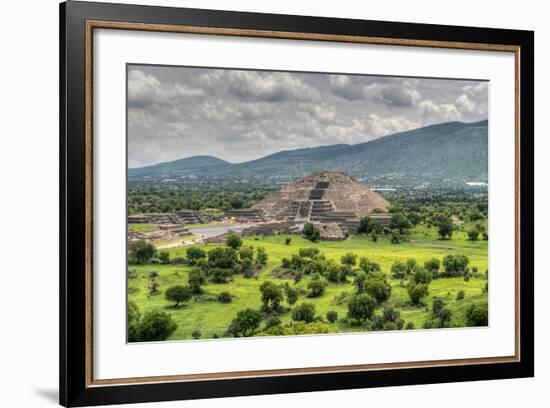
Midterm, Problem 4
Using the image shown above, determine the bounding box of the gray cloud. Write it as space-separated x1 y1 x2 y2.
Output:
128 65 488 168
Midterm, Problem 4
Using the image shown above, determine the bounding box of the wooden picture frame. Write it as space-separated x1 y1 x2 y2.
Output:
60 1 534 406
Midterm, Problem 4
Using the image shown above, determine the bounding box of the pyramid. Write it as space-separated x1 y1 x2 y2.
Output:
254 171 389 222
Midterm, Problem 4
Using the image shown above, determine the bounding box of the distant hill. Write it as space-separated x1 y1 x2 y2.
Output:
129 120 488 188
129 155 229 177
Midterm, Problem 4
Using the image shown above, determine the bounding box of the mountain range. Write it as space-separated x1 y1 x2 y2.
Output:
129 120 488 188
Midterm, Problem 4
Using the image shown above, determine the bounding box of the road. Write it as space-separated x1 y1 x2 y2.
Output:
155 223 253 250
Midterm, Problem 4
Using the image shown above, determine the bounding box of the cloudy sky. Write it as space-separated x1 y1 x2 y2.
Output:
128 64 488 168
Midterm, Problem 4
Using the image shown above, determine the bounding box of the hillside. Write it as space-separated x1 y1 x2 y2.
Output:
129 120 488 188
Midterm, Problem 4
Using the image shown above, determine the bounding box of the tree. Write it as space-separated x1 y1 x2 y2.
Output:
191 328 202 339
292 303 316 323
284 285 299 305
226 233 243 249
255 247 268 265
326 310 338 323
390 213 412 234
188 268 206 294
186 247 206 265
442 254 470 277
407 283 429 305
158 251 170 264
227 309 263 337
307 279 326 298
325 261 345 283
129 240 157 264
134 309 177 341
165 285 193 307
259 281 284 311
207 247 238 269
347 294 376 324
358 217 381 234
303 222 321 242
466 303 488 326
437 217 454 240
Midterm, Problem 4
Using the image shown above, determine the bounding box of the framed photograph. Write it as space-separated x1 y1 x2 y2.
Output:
60 1 534 406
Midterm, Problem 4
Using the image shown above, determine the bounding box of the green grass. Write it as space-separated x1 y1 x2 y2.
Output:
128 225 488 340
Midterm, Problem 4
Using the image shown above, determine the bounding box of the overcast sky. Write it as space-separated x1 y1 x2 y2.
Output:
128 64 488 168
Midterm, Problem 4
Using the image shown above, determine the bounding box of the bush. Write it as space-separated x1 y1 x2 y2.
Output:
467 228 479 241
306 279 326 298
188 268 206 294
326 261 346 283
303 223 321 242
255 247 268 265
227 309 263 337
391 261 408 279
208 247 238 269
158 251 170 264
405 322 415 330
442 254 470 277
436 217 454 240
412 266 432 284
191 328 202 339
239 246 254 261
424 258 440 277
456 290 465 300
285 237 292 245
186 247 206 265
129 240 157 264
353 271 368 294
226 233 243 249
340 253 358 267
299 247 320 258
264 315 282 329
284 285 299 305
132 309 177 342
359 257 381 274
165 285 193 307
292 303 316 323
347 294 376 324
364 275 392 304
217 291 233 303
407 283 429 306
466 303 488 326
390 213 412 233
326 311 338 323
260 281 284 311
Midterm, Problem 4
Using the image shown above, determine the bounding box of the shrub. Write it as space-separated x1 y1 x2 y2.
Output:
148 279 160 296
264 315 282 329
364 275 392 304
186 247 206 265
466 303 488 326
457 290 465 300
226 233 243 249
188 268 206 294
227 309 263 337
326 311 338 323
129 240 157 264
303 223 321 242
391 261 408 279
436 217 454 240
299 247 321 258
260 281 284 311
165 285 193 307
407 283 429 306
353 271 368 294
359 257 381 274
405 322 415 330
340 253 358 267
127 269 138 279
442 254 470 277
306 279 326 298
217 291 233 303
239 246 254 261
285 237 292 245
284 285 299 305
191 328 202 339
347 294 376 324
424 258 441 277
208 247 238 269
326 261 346 283
158 251 170 264
210 267 233 284
255 247 268 265
292 303 316 323
412 266 432 285
390 213 412 233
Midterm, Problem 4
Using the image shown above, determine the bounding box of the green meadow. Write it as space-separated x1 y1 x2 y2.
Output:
128 223 488 340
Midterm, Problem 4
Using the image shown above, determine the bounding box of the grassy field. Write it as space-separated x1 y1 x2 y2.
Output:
128 224 488 340
128 223 157 232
